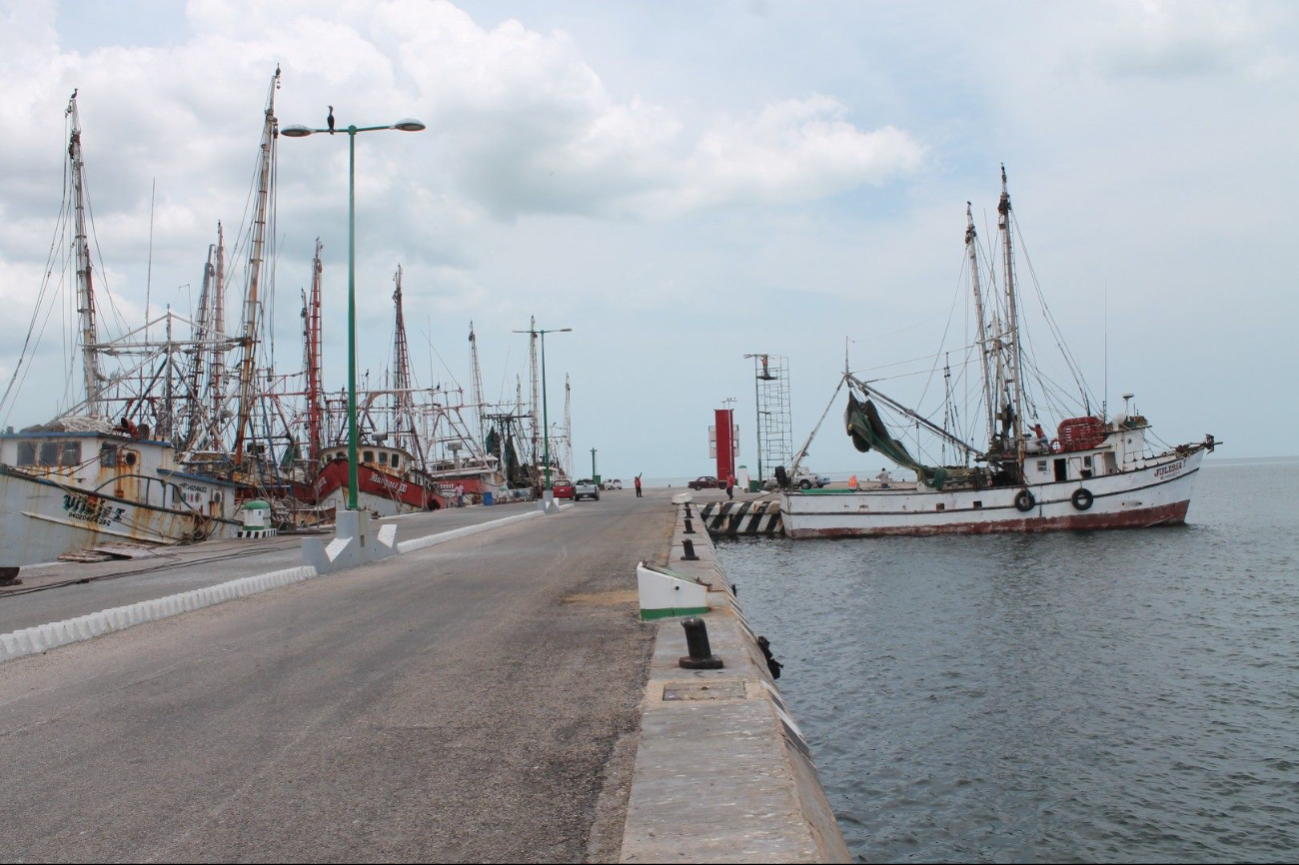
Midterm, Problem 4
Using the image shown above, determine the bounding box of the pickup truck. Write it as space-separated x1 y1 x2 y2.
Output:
573 478 601 501
767 466 831 490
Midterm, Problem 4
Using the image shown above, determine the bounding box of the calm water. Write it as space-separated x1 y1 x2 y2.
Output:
717 458 1299 863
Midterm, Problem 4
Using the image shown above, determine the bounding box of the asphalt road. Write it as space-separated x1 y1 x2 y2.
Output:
0 503 539 634
0 489 676 863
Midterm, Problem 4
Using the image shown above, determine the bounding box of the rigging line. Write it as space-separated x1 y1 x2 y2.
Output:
1010 211 1096 408
918 244 975 410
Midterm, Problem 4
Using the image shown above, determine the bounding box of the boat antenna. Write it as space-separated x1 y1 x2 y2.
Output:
1103 281 1109 422
145 177 156 341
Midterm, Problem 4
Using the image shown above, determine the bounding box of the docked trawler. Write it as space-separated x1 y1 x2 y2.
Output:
781 168 1217 538
0 92 242 570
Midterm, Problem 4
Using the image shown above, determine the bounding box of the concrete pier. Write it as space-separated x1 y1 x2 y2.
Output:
0 487 844 862
620 499 850 863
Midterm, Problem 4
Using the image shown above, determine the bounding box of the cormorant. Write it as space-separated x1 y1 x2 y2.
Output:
327 106 335 135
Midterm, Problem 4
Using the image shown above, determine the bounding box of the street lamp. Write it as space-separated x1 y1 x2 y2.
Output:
513 324 571 510
281 116 425 511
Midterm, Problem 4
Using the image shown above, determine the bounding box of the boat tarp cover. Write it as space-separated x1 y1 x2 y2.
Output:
845 392 948 489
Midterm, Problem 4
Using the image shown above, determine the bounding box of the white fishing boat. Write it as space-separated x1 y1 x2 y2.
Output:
781 168 1217 538
0 91 245 572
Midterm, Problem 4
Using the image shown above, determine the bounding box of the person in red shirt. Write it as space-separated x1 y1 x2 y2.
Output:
634 475 642 498
726 474 735 501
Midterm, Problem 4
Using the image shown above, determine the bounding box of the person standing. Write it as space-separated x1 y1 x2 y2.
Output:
634 475 643 498
726 473 735 501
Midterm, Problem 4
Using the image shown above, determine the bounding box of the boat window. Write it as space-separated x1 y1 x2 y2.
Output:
1083 455 1093 467
1036 460 1047 472
1054 458 1068 482
100 443 118 468
17 441 37 466
40 441 59 466
391 454 400 468
124 451 137 467
936 503 945 511
973 500 983 509
61 442 81 466
364 450 375 463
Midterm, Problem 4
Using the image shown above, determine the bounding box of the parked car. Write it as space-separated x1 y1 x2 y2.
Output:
551 480 575 499
574 479 601 501
601 478 623 490
688 475 725 490
765 466 831 490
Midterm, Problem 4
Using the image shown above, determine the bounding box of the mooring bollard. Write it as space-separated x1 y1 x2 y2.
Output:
679 616 724 669
682 539 699 561
684 517 696 534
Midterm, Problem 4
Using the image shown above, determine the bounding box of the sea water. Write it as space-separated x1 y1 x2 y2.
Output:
717 458 1299 863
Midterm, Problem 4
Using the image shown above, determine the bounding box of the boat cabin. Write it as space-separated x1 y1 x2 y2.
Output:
1018 416 1155 485
320 444 414 475
0 430 236 519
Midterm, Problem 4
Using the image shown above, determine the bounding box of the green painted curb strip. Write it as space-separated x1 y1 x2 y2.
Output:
639 606 710 621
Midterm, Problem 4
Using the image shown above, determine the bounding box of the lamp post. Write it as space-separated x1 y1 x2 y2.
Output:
590 447 598 486
281 116 425 511
513 324 571 509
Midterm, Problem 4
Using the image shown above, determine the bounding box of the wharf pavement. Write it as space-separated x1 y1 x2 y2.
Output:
0 490 676 862
0 503 539 635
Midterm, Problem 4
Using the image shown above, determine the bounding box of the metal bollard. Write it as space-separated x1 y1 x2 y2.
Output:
684 517 696 534
682 539 699 561
684 504 693 519
679 616 724 669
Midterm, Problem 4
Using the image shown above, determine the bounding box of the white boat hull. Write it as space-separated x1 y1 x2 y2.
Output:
781 450 1203 537
0 466 238 568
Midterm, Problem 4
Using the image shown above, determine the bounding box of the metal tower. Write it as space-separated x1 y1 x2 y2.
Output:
743 354 793 485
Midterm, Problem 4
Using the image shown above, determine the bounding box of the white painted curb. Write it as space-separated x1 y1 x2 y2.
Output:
0 565 317 664
396 502 574 554
0 503 577 664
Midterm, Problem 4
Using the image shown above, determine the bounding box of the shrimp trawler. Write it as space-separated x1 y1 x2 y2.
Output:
781 168 1217 538
0 90 248 570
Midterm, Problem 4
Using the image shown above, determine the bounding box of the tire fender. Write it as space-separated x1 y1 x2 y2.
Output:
1014 489 1036 512
1071 488 1094 511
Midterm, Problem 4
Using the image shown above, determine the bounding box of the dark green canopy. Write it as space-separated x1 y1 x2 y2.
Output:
845 391 948 489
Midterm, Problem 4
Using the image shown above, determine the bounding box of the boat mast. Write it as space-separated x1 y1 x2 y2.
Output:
528 315 540 467
390 264 416 458
232 67 280 464
468 321 486 450
998 165 1026 469
966 204 997 449
208 222 227 449
563 373 572 478
305 239 323 462
67 92 103 418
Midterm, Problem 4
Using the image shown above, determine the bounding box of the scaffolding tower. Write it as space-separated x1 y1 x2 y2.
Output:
744 354 793 485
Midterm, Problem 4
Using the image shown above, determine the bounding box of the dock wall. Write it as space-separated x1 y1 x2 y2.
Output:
620 501 849 863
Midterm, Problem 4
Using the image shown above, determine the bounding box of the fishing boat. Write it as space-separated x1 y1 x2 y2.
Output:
781 167 1217 538
0 92 244 570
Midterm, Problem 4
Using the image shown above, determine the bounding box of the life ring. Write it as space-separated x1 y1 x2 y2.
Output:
1014 489 1035 512
1049 439 1061 454
1071 488 1094 511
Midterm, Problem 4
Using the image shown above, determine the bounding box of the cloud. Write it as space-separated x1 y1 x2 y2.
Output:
1091 0 1293 80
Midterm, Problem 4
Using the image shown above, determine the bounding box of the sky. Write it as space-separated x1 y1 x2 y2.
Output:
0 0 1295 481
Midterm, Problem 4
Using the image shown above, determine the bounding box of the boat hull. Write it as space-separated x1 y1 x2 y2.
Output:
781 450 1203 538
311 460 443 517
1 465 239 568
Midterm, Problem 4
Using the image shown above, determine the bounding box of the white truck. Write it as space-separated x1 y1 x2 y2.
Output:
574 478 601 501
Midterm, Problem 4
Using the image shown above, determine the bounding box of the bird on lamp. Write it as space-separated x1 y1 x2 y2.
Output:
327 106 335 135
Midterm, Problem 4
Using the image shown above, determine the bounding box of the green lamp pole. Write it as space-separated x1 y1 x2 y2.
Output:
514 325 571 500
282 116 425 510
590 447 598 484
